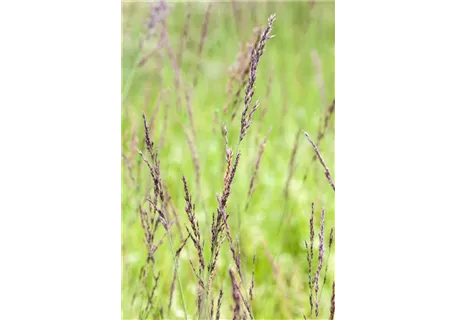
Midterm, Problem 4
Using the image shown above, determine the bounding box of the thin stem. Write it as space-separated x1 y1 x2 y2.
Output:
165 229 188 320
122 50 143 105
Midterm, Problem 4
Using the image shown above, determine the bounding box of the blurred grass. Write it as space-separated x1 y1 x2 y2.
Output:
122 1 334 319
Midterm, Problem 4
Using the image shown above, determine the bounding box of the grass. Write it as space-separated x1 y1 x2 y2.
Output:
122 1 335 319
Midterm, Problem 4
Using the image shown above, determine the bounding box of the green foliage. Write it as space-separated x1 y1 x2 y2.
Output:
122 2 334 319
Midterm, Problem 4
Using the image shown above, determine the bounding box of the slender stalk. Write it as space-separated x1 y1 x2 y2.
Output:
122 50 143 105
165 229 188 320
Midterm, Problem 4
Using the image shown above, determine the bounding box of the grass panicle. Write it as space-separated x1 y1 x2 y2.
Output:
183 126 201 193
182 176 205 277
139 113 188 319
284 129 302 201
230 269 242 320
215 289 224 320
194 3 212 87
314 207 325 317
320 227 334 300
317 99 335 144
239 14 276 143
177 2 191 67
225 26 261 117
249 255 256 301
245 128 271 211
304 131 335 192
329 281 335 320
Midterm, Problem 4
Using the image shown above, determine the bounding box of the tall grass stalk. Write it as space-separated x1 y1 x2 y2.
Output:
122 51 143 106
165 228 188 320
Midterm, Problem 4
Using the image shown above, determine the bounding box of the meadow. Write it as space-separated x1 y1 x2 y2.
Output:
121 1 335 319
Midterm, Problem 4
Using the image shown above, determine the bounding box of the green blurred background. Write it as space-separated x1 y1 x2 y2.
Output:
122 1 334 319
